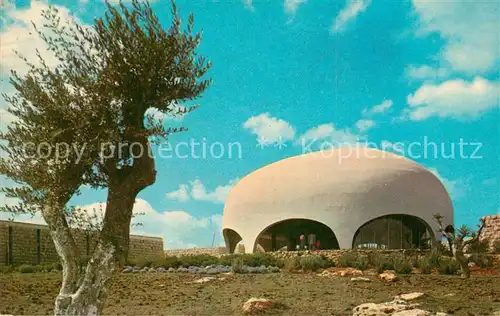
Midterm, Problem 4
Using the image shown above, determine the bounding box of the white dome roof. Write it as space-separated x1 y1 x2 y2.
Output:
223 147 454 252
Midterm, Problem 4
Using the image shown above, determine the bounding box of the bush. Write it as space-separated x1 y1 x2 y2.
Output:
231 257 245 274
438 258 459 275
492 239 500 254
337 252 358 268
299 255 328 271
469 253 493 268
178 254 219 267
162 256 182 268
427 249 444 268
369 253 393 273
284 257 301 272
0 265 14 273
392 255 413 274
418 257 433 274
467 239 490 255
18 264 37 273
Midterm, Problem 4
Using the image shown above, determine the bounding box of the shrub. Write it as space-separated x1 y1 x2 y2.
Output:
438 258 459 275
337 252 358 268
284 257 301 272
18 264 37 273
231 257 245 274
469 253 493 268
467 238 490 255
392 255 413 274
427 249 443 268
369 253 393 274
162 256 181 268
492 239 500 254
0 265 14 273
299 255 328 271
353 255 369 270
178 254 219 267
418 257 433 274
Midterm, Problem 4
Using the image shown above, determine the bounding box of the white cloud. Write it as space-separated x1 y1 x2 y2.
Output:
243 112 296 145
295 123 362 148
405 65 450 82
355 119 375 132
411 0 499 74
166 184 190 202
0 2 83 75
284 0 307 15
166 178 239 204
332 0 371 33
405 77 499 121
243 0 254 11
370 99 393 114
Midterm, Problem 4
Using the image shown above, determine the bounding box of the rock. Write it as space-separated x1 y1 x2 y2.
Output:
435 313 449 316
206 268 220 275
148 267 156 272
353 300 408 316
351 277 371 282
468 262 476 268
192 277 217 284
392 309 431 316
332 268 364 277
122 268 133 273
156 267 166 272
167 267 175 273
379 271 398 282
394 292 425 301
242 298 275 314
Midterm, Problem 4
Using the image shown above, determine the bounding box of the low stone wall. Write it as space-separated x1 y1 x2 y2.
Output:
268 249 431 262
164 246 227 257
482 215 500 249
0 220 163 265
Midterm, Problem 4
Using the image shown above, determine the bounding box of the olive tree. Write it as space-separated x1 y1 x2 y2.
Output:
0 0 211 314
433 213 486 278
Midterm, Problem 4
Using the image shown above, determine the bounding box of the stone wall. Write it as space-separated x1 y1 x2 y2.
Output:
268 249 431 262
0 220 163 266
482 215 500 249
164 246 227 257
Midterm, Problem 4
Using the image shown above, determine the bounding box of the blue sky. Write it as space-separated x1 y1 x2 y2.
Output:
0 0 498 249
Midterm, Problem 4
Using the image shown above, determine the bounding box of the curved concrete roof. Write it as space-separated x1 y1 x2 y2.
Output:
223 147 454 253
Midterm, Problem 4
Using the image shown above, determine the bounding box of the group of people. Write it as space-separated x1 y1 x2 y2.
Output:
298 233 320 250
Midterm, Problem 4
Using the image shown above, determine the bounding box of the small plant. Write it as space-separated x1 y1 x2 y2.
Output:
162 256 181 268
231 257 245 274
337 252 358 268
0 265 14 273
353 255 369 270
493 239 500 254
438 258 460 275
178 254 219 267
392 255 413 274
370 253 393 273
418 257 433 274
284 257 301 272
299 255 328 271
17 264 37 273
469 253 493 268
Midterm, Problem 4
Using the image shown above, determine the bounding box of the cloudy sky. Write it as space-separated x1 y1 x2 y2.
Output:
0 0 498 249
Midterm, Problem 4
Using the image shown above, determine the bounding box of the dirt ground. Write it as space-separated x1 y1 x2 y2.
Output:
1 270 499 316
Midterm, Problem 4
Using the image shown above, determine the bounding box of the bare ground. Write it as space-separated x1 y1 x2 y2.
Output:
0 270 499 315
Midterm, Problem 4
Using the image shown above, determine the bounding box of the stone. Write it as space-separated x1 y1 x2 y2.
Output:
156 267 166 272
167 267 175 273
392 309 431 316
353 300 408 316
351 277 371 282
242 298 275 314
379 271 398 282
122 268 132 273
206 268 220 275
435 313 448 316
468 262 476 268
394 292 425 301
148 267 156 272
332 268 363 277
192 277 217 284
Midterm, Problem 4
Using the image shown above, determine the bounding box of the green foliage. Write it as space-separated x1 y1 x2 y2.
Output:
338 252 369 270
493 239 500 254
284 257 301 272
418 257 433 274
369 253 394 274
17 264 37 273
467 239 490 255
438 258 460 275
225 253 282 268
231 257 245 274
162 256 182 268
178 254 220 267
0 265 14 274
427 249 444 267
469 254 493 268
392 255 413 274
298 255 329 272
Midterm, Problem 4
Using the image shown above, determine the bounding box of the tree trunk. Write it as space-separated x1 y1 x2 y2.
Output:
455 250 470 278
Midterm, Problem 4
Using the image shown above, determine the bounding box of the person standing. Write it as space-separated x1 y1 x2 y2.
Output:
299 234 306 250
308 232 316 251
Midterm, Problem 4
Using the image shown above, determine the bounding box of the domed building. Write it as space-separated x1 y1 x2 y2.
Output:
222 147 454 253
